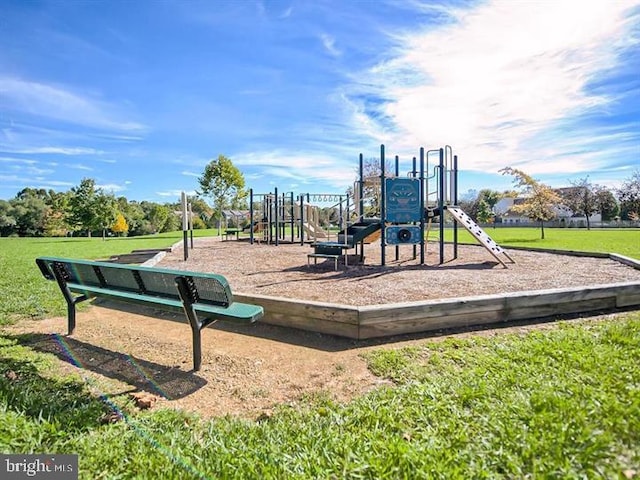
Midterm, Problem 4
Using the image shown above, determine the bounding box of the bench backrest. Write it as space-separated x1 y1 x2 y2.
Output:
36 257 233 308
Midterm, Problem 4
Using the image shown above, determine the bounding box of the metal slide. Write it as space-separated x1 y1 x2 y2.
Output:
445 206 515 268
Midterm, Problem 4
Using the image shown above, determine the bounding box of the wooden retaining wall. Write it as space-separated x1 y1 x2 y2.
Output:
235 281 640 340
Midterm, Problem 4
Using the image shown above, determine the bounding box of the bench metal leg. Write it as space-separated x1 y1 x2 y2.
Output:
47 262 88 335
191 327 202 372
175 276 205 371
67 302 76 335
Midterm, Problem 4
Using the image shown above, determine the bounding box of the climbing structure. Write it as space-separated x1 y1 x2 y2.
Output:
309 144 515 268
445 206 515 267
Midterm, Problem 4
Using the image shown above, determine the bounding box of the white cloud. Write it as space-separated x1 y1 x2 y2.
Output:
156 189 197 198
0 156 37 165
347 0 640 178
181 170 200 177
234 150 357 189
97 183 126 193
320 33 341 57
65 163 93 171
0 76 146 132
2 146 105 155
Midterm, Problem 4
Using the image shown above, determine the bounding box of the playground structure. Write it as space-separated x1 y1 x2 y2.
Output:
247 189 351 246
240 144 514 269
308 144 515 268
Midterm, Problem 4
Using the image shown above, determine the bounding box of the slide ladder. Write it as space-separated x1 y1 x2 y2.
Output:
445 206 515 268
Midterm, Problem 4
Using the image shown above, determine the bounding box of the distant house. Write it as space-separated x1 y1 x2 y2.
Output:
494 189 601 226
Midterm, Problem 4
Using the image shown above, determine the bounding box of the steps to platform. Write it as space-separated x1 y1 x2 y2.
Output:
310 220 381 268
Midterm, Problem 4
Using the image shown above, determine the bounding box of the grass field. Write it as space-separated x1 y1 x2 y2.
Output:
1 229 639 478
1 315 638 478
440 227 640 259
0 231 215 324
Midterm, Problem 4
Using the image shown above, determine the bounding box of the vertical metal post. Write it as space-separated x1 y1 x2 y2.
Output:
380 144 386 267
412 155 418 260
181 191 188 261
249 189 254 245
420 148 425 265
359 153 364 220
395 154 399 262
188 202 194 249
438 148 445 264
453 154 459 260
290 191 295 243
299 194 305 245
274 187 278 246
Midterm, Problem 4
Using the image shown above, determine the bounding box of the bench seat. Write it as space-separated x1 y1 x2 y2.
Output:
66 283 263 322
36 256 264 371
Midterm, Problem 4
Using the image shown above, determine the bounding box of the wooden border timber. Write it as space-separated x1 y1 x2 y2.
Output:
235 281 640 340
151 242 640 340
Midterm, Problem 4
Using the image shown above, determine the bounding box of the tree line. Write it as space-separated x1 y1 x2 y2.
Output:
1 155 638 238
0 155 248 238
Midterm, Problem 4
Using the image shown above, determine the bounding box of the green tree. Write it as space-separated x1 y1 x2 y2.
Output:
594 186 619 222
94 192 118 240
118 198 145 236
147 204 171 233
11 189 48 236
560 177 600 230
476 199 494 224
617 170 640 221
198 155 246 234
43 190 71 236
500 167 562 239
0 199 17 236
188 196 214 227
68 178 100 237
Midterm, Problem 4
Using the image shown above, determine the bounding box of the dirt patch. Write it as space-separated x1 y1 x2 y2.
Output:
7 237 640 419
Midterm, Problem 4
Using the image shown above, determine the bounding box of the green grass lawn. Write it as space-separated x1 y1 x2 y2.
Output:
440 227 640 259
0 231 218 324
1 230 639 478
0 315 638 478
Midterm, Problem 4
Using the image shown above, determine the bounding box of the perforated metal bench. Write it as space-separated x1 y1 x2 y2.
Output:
36 256 264 371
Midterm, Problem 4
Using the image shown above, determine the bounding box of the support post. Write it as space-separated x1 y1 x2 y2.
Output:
439 148 445 265
274 187 279 246
181 191 189 261
453 154 459 260
175 276 203 371
189 202 194 249
380 144 386 267
412 155 418 261
300 194 305 245
249 189 254 245
420 148 425 265
359 153 364 220
395 154 400 262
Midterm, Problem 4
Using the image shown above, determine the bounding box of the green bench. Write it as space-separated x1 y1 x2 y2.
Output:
36 256 264 371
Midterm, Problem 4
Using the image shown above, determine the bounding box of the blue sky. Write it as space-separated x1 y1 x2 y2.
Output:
1 0 639 204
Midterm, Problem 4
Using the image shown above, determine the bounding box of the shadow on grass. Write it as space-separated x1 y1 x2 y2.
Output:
0 354 109 430
8 333 207 400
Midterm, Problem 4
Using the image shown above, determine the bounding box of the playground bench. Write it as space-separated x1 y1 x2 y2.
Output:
36 256 264 371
